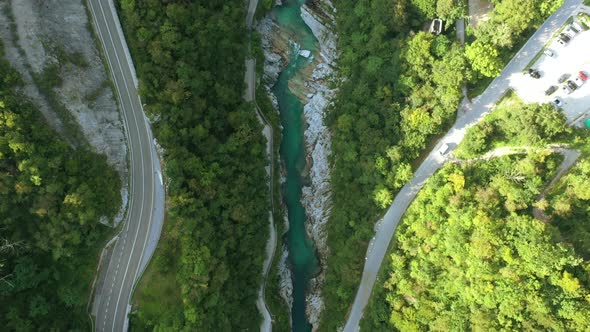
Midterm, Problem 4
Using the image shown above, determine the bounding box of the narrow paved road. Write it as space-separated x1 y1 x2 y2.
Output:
343 1 583 330
87 0 165 331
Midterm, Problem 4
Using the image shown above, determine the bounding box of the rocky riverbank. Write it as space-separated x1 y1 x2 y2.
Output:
257 11 294 320
299 1 337 329
257 0 337 329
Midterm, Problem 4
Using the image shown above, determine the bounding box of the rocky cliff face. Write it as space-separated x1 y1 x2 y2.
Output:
301 62 334 331
300 0 337 64
0 0 128 226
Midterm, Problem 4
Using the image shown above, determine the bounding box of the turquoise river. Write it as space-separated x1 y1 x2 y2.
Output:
271 0 320 331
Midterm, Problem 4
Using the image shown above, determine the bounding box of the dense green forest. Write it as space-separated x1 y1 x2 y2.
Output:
116 0 270 330
549 157 590 259
0 45 121 329
362 91 590 329
320 0 564 329
362 154 590 330
456 93 571 159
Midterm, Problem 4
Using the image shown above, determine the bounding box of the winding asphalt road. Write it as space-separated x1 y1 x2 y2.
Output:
343 1 583 330
87 0 165 331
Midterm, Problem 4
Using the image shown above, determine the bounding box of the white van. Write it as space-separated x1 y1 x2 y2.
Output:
438 143 449 155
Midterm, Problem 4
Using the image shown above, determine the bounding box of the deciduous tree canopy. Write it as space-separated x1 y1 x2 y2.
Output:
322 0 564 328
117 0 269 330
0 45 121 329
363 156 590 331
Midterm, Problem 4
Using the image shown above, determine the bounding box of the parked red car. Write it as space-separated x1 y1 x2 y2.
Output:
580 71 588 81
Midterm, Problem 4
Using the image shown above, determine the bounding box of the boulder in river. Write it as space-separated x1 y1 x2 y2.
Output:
299 49 311 58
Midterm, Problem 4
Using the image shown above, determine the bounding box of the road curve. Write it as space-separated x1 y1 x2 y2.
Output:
343 1 583 330
87 0 165 331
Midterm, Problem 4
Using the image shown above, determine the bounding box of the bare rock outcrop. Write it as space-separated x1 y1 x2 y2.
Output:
0 0 128 225
299 0 338 329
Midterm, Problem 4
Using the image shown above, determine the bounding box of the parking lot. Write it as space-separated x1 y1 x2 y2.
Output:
510 10 590 126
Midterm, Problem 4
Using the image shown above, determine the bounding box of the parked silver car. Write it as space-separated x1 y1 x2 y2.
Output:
563 27 577 38
544 49 555 57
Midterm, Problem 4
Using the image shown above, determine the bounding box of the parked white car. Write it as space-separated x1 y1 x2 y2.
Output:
572 22 584 32
563 27 577 38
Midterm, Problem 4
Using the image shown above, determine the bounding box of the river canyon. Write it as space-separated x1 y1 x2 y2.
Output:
258 0 337 330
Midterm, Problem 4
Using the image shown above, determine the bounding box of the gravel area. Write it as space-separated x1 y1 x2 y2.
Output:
468 0 493 27
510 15 590 126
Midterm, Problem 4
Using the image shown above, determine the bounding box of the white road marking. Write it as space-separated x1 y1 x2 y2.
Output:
94 1 157 329
86 2 138 326
87 0 154 331
86 2 139 324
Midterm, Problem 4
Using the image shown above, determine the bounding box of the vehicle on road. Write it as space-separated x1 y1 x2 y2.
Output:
553 97 563 107
557 38 567 46
558 73 571 83
580 71 588 81
544 49 555 57
574 77 584 87
545 85 558 95
438 143 449 155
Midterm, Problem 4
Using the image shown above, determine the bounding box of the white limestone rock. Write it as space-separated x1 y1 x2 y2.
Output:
299 49 311 58
300 0 338 64
256 17 286 85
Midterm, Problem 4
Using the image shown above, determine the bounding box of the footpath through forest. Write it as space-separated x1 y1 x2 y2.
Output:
343 0 584 330
245 0 277 331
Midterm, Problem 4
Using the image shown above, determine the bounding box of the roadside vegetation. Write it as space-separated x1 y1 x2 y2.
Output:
465 0 564 95
321 0 565 329
255 83 291 331
362 154 590 330
363 89 590 329
0 43 121 329
455 91 571 159
117 1 270 330
548 156 590 258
